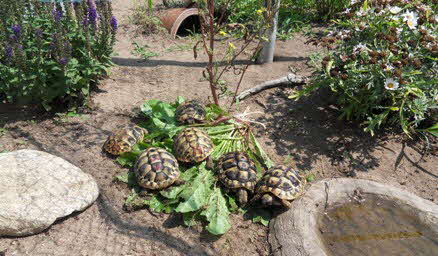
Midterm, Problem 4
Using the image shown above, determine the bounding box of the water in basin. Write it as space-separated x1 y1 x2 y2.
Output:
318 194 438 256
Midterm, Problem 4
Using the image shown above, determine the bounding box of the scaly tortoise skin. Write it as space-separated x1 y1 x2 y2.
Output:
253 165 306 209
103 126 148 155
175 100 206 125
217 152 258 205
134 147 182 190
173 127 214 168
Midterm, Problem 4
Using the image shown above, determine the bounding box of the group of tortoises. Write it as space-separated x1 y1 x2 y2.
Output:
103 100 306 209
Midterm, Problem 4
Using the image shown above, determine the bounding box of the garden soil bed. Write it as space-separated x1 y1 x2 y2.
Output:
0 1 436 255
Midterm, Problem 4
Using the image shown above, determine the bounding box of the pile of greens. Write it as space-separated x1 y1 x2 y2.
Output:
114 97 273 235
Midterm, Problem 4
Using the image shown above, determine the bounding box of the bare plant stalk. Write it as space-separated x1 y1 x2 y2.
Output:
207 0 220 106
196 0 276 110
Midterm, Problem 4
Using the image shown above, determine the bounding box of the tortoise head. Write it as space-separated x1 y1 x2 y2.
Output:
237 189 248 205
260 193 275 206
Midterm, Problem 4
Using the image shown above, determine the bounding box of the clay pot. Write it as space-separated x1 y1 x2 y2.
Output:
159 8 199 38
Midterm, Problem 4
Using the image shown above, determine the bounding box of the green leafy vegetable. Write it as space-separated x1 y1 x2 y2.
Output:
201 187 231 235
250 208 272 227
175 164 214 213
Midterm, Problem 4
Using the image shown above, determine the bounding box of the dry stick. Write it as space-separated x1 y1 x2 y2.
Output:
208 0 219 106
236 73 307 101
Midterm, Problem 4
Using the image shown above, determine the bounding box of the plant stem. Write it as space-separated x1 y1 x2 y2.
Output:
207 0 220 106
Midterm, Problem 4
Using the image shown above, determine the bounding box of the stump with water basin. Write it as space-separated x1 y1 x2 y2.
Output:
269 178 438 256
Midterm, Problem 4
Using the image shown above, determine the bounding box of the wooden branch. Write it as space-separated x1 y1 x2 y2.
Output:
236 73 307 101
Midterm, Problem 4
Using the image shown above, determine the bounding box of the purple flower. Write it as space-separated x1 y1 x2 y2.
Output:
88 7 97 26
12 24 21 38
54 9 63 23
9 35 18 42
5 47 13 58
110 16 118 31
59 57 68 65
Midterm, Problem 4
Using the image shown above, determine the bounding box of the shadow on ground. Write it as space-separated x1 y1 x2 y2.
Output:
111 55 307 68
256 87 394 175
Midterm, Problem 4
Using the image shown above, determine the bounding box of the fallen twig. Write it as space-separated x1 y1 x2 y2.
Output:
236 73 307 101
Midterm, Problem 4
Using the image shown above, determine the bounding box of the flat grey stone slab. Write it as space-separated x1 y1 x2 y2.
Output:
269 178 438 256
0 150 99 236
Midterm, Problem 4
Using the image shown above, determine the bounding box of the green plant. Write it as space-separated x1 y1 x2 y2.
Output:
0 128 7 137
315 0 350 20
114 97 274 235
132 41 160 60
292 0 438 136
224 0 350 40
54 110 89 124
0 0 117 110
131 0 165 34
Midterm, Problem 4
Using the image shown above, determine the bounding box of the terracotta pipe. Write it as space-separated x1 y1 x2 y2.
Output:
159 8 199 38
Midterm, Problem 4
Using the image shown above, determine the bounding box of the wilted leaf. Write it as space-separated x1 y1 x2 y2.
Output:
227 195 239 213
175 96 185 106
201 187 231 235
160 184 186 199
183 212 198 227
306 173 315 182
114 171 137 187
251 208 271 226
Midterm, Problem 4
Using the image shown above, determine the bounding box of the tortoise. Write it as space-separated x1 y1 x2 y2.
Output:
217 152 258 205
173 127 214 169
252 165 306 209
134 147 184 190
175 100 206 125
103 125 148 155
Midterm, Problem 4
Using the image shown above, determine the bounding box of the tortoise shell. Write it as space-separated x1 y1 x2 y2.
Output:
175 100 206 125
134 147 180 190
173 127 213 163
217 152 258 191
255 165 305 200
103 126 148 155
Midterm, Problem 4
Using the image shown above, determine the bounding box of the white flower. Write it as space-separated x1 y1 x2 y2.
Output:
357 8 368 17
343 8 351 14
391 15 400 21
403 10 418 30
435 95 438 103
353 43 368 52
350 0 358 4
389 6 402 14
384 65 394 72
384 78 399 90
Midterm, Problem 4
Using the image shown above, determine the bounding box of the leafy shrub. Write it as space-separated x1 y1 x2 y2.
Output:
0 0 117 110
131 0 165 35
292 0 438 136
225 0 351 39
315 0 350 20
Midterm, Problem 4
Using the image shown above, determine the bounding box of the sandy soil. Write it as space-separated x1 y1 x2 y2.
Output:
0 0 436 255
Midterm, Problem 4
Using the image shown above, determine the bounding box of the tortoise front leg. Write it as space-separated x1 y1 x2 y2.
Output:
280 199 292 209
205 155 214 170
